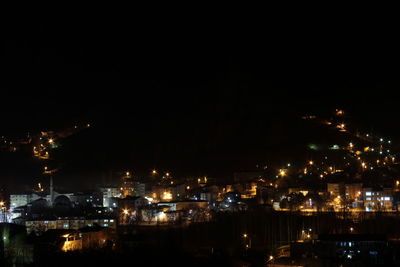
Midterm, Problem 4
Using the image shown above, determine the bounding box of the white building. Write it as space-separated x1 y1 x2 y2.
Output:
10 193 41 211
10 193 42 219
100 187 121 207
363 187 393 211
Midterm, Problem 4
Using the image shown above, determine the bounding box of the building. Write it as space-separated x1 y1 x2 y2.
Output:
133 182 146 197
156 200 208 212
100 187 121 208
25 217 117 234
70 191 103 207
10 193 41 212
327 183 345 197
363 187 393 211
121 172 134 198
117 196 149 212
345 183 363 209
241 182 257 199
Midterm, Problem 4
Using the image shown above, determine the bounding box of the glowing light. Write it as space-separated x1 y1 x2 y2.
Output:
361 162 366 168
308 161 313 165
336 109 344 116
243 233 248 238
48 138 54 144
152 169 157 174
158 211 166 220
162 191 172 200
279 169 286 176
123 209 129 215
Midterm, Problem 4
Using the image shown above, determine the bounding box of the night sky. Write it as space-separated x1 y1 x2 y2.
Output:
2 17 400 190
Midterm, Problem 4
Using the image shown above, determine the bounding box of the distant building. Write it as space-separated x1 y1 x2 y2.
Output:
117 196 148 212
25 217 116 234
157 200 208 212
241 182 257 199
132 182 146 197
363 187 393 211
327 183 345 197
70 191 103 207
345 183 363 208
10 193 41 212
121 173 134 198
100 187 121 208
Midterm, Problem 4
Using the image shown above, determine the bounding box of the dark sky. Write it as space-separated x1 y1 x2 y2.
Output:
2 17 400 189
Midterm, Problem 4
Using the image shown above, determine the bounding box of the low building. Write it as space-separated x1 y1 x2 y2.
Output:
118 196 149 212
345 183 363 209
25 217 117 234
10 193 41 212
363 187 393 211
157 200 208 212
327 183 345 198
70 191 103 207
100 187 121 208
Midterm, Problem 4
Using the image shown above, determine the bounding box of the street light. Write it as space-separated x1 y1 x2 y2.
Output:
242 233 251 250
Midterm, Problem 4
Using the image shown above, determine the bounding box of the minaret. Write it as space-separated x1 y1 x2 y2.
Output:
50 175 54 206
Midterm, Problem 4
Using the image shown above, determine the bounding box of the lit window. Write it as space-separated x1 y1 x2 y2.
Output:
110 219 114 222
366 197 371 201
384 197 390 201
366 192 371 196
103 224 108 227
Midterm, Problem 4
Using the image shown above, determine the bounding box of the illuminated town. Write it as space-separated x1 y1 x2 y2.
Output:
2 108 400 266
3 15 400 267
